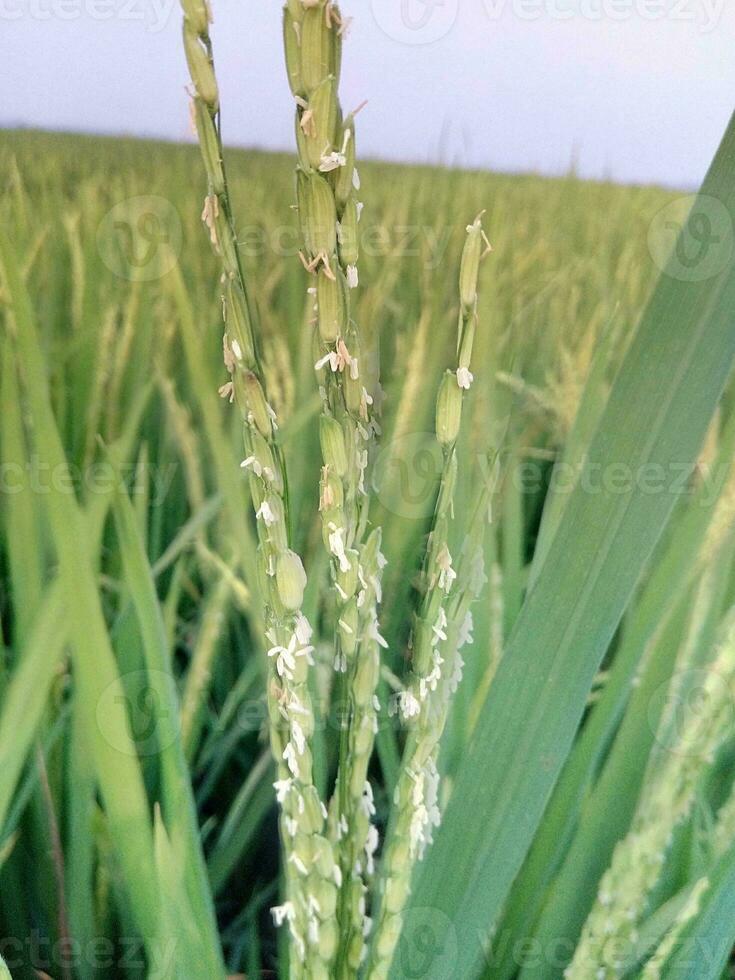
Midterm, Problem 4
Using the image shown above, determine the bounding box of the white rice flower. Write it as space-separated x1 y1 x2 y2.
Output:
328 526 352 573
273 778 294 804
409 805 427 855
436 545 457 593
400 690 421 720
333 651 348 673
470 550 488 595
291 929 305 960
357 448 368 494
458 611 474 649
240 455 262 477
360 781 376 817
419 653 443 699
218 381 234 402
346 264 359 289
289 852 309 876
368 619 389 649
287 694 308 717
432 607 448 645
319 149 347 172
268 642 297 680
315 350 339 372
271 901 295 927
283 742 300 778
256 501 276 526
449 653 465 694
456 366 474 389
201 194 219 246
291 720 306 755
365 824 380 874
294 612 313 646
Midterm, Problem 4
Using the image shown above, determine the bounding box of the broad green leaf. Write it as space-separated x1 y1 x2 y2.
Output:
109 465 225 978
0 334 44 645
660 842 735 980
495 407 735 980
0 228 161 949
517 583 694 979
153 806 214 980
405 113 735 979
0 584 65 834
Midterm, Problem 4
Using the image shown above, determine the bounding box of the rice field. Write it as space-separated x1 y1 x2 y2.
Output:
1 76 735 980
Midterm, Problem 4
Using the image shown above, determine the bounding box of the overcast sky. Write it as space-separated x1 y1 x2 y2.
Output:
2 0 733 188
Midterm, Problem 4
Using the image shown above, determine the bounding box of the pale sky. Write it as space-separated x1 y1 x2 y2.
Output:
2 0 734 188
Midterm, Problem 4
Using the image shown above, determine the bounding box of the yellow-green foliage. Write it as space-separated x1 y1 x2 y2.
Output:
7 123 733 980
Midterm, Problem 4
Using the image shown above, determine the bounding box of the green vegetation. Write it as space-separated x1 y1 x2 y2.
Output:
1 36 735 974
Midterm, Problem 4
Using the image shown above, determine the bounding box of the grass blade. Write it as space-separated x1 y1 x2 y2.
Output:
0 229 162 949
109 462 225 977
406 112 735 979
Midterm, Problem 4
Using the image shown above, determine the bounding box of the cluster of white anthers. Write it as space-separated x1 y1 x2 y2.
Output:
357 782 380 876
240 454 276 483
329 538 389 675
314 337 380 498
406 758 442 860
271 772 342 958
315 336 359 378
436 544 458 593
394 606 474 724
266 614 316 780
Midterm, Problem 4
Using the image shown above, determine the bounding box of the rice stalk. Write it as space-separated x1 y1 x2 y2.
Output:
366 216 491 978
567 616 735 979
640 878 709 979
282 2 387 971
178 2 339 973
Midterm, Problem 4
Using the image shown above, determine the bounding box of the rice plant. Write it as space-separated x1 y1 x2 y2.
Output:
1 3 735 978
